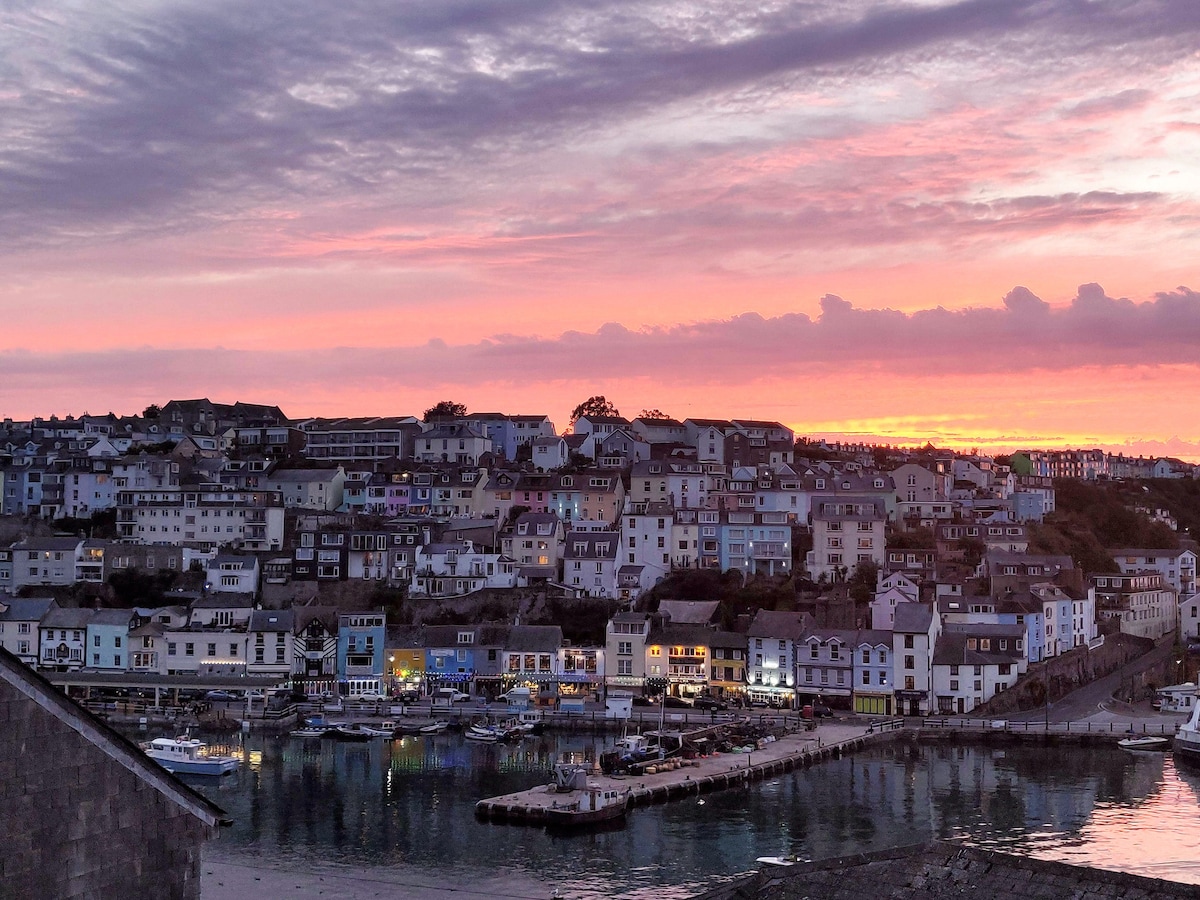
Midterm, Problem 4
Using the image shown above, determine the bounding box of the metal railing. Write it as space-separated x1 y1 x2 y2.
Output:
920 717 1178 736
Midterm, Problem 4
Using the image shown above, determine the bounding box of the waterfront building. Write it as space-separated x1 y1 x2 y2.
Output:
746 609 809 707
852 630 893 715
605 611 652 697
0 596 55 667
645 622 713 700
558 644 604 699
892 602 941 716
246 609 293 681
385 624 426 695
932 623 1026 715
798 628 858 707
501 625 564 696
86 608 136 671
292 607 339 697
37 607 93 672
337 612 386 697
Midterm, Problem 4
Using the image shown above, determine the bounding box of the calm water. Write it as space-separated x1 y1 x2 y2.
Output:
176 729 1200 898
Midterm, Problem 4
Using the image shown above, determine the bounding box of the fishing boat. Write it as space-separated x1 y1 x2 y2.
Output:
544 764 630 829
142 736 240 776
1118 734 1170 752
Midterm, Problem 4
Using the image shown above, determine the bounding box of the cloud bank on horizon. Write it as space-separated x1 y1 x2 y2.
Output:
2 0 1199 453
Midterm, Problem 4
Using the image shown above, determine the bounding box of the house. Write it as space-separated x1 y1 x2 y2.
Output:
264 463 346 511
870 572 922 630
296 416 422 468
746 609 811 707
385 624 427 695
424 624 484 696
292 607 339 697
717 510 793 576
658 599 721 625
605 611 652 696
559 643 604 701
0 646 227 899
628 459 709 509
504 511 565 586
86 608 135 671
189 592 254 629
1091 571 1176 640
1109 547 1197 599
531 435 569 471
708 631 748 702
853 630 894 715
37 607 94 672
595 428 651 469
502 625 564 696
205 553 260 596
797 628 858 707
807 497 886 580
415 423 492 466
410 541 516 597
571 414 632 459
246 609 293 680
645 622 715 700
892 602 941 716
338 611 386 697
932 623 1027 715
9 536 84 590
684 417 735 465
0 596 56 666
562 530 620 598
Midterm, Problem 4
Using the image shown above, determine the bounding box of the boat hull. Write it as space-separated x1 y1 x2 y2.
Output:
1174 729 1200 764
148 755 240 776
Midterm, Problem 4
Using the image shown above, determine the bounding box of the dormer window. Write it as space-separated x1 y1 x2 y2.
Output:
457 631 474 644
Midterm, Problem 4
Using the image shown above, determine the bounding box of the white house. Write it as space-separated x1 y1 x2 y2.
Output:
205 554 260 596
932 623 1026 715
746 609 810 707
562 531 620 599
0 597 56 667
410 541 516 597
1110 548 1197 600
807 497 886 580
892 602 941 716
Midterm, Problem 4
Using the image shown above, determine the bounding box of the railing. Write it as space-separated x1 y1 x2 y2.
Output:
920 717 1178 736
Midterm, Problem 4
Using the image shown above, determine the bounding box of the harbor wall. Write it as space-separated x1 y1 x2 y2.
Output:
0 677 212 900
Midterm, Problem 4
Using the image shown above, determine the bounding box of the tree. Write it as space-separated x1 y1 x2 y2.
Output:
142 404 161 419
638 408 671 420
423 400 467 422
568 395 620 430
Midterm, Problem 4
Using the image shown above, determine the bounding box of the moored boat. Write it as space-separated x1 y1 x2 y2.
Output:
1176 699 1200 764
142 736 240 776
1118 734 1170 752
419 721 449 735
545 783 630 829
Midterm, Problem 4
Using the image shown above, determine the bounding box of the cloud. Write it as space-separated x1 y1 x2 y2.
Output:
3 285 1198 405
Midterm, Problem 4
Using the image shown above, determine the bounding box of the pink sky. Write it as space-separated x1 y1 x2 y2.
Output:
2 1 1199 458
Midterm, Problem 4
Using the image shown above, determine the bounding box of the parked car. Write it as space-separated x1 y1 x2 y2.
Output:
244 690 266 701
395 690 420 703
811 704 834 718
631 695 655 706
348 691 387 703
434 688 470 703
204 690 238 702
692 696 727 711
663 696 693 708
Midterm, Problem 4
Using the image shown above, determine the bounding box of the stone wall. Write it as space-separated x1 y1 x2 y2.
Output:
0 680 213 899
972 633 1156 717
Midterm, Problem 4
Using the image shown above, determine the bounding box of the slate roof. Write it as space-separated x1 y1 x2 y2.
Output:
892 602 935 633
506 625 563 653
0 597 56 622
694 840 1200 900
40 607 95 629
248 609 294 632
746 610 811 641
658 600 720 625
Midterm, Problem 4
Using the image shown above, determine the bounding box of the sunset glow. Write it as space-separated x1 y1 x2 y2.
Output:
2 1 1199 457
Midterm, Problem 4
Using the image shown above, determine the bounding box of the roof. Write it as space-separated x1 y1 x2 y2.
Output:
1109 547 1190 559
40 607 95 629
191 593 255 609
647 623 717 646
506 625 563 652
11 536 82 551
658 599 720 625
385 624 425 648
248 609 294 632
892 602 935 633
0 646 227 829
0 597 56 622
747 609 811 641
695 840 1200 900
933 631 1024 666
89 608 136 627
707 630 747 650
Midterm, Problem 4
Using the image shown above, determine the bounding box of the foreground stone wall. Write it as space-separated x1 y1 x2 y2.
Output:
0 680 211 900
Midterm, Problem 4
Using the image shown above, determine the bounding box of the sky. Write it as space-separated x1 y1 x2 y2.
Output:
3 0 1200 458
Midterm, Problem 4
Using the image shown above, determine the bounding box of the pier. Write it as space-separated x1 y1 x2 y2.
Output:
475 720 898 825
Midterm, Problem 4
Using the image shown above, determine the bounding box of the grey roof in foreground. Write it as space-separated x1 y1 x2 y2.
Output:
691 840 1200 900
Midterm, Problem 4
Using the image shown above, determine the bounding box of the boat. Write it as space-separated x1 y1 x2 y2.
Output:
419 721 449 735
1176 699 1200 764
464 725 503 742
327 724 373 742
756 855 800 867
291 726 332 739
142 736 240 776
544 764 631 829
1119 734 1171 752
353 721 399 738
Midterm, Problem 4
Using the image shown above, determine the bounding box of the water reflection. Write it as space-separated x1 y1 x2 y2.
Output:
175 730 1200 898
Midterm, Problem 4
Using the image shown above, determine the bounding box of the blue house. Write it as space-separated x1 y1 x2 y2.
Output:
86 609 135 671
423 624 480 695
337 612 386 696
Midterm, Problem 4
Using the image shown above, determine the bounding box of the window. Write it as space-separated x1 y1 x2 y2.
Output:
904 635 914 649
904 655 914 670
618 641 632 655
207 643 216 657
950 679 959 691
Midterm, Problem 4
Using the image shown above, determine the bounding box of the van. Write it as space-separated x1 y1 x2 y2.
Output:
499 687 532 704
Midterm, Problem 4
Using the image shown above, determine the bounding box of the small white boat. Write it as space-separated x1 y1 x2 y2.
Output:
419 721 448 735
143 736 240 776
291 726 331 739
756 855 800 867
1118 734 1170 752
465 725 503 742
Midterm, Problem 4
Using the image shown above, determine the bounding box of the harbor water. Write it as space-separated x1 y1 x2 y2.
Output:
181 729 1200 898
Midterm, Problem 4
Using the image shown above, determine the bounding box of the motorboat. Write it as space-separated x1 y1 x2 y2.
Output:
142 736 240 776
326 724 373 742
464 725 504 742
1177 699 1200 765
353 721 399 738
1118 734 1170 752
419 721 449 735
756 855 800 867
291 725 332 739
544 764 631 829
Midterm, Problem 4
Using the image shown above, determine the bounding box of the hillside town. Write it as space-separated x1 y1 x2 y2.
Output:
0 398 1197 719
